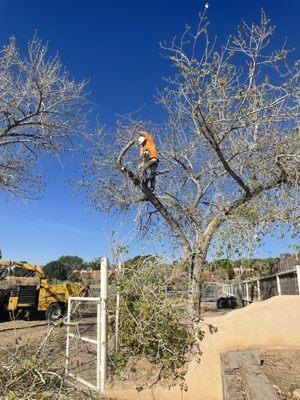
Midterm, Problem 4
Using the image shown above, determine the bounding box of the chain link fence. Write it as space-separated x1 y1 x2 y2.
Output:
202 282 223 302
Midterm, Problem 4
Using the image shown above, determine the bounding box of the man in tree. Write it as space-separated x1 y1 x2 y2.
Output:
84 10 299 314
137 130 159 192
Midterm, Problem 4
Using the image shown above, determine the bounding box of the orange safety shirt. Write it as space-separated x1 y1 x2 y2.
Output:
138 130 158 159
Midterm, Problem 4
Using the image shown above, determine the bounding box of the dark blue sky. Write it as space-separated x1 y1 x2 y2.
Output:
0 0 299 264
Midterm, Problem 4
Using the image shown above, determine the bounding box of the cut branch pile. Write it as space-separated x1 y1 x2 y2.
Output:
0 325 107 400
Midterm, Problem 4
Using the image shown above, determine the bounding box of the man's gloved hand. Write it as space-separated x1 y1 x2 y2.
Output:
143 149 151 159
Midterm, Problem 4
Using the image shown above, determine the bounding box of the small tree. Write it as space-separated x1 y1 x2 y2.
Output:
83 10 299 313
0 36 88 199
82 257 102 271
210 259 235 280
44 255 83 280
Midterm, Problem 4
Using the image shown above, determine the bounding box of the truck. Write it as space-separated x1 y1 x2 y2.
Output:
0 260 86 320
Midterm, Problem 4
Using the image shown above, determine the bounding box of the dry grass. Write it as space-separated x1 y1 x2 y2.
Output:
0 321 109 400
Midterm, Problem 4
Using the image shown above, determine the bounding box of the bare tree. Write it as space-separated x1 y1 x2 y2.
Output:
0 36 88 199
83 11 299 313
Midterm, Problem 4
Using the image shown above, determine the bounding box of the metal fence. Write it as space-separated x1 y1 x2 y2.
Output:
222 266 300 305
166 282 222 303
65 257 108 393
202 282 223 302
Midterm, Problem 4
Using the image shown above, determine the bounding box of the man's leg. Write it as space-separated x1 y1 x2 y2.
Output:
149 160 159 191
138 158 158 190
137 159 148 183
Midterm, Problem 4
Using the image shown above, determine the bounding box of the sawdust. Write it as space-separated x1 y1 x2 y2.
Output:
106 295 300 400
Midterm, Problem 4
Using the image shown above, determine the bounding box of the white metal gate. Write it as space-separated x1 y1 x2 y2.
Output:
65 257 108 392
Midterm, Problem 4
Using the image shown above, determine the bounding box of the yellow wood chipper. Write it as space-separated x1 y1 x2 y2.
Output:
0 260 85 320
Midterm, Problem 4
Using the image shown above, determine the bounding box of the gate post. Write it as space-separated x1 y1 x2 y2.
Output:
296 266 300 295
114 261 121 363
276 275 282 296
65 297 72 375
245 282 250 303
100 257 108 393
257 280 261 301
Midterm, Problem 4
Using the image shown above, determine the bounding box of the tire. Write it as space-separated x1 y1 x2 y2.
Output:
46 303 63 321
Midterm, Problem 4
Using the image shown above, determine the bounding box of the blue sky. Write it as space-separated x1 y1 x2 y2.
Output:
0 0 299 265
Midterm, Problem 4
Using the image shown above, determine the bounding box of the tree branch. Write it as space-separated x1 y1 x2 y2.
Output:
115 140 192 257
199 172 289 255
194 105 252 197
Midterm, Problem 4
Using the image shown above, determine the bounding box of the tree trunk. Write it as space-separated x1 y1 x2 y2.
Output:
189 218 222 315
190 251 206 315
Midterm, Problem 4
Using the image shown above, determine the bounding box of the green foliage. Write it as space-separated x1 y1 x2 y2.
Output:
82 257 102 271
210 259 235 280
43 255 83 281
115 245 129 260
123 255 156 271
44 260 68 281
110 257 195 376
57 255 83 270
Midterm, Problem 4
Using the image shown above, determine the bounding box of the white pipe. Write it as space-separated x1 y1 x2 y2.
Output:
68 333 97 345
69 373 99 391
97 300 101 390
99 257 108 392
245 282 250 303
257 280 261 301
65 297 72 375
96 258 101 390
275 268 297 277
69 296 101 302
296 266 300 295
276 275 282 296
114 261 121 363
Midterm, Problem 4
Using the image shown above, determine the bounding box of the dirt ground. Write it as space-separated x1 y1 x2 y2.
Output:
0 306 229 347
1 296 300 400
0 318 50 345
260 349 300 399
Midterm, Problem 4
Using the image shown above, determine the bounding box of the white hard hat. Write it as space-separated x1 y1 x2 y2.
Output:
138 136 146 145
